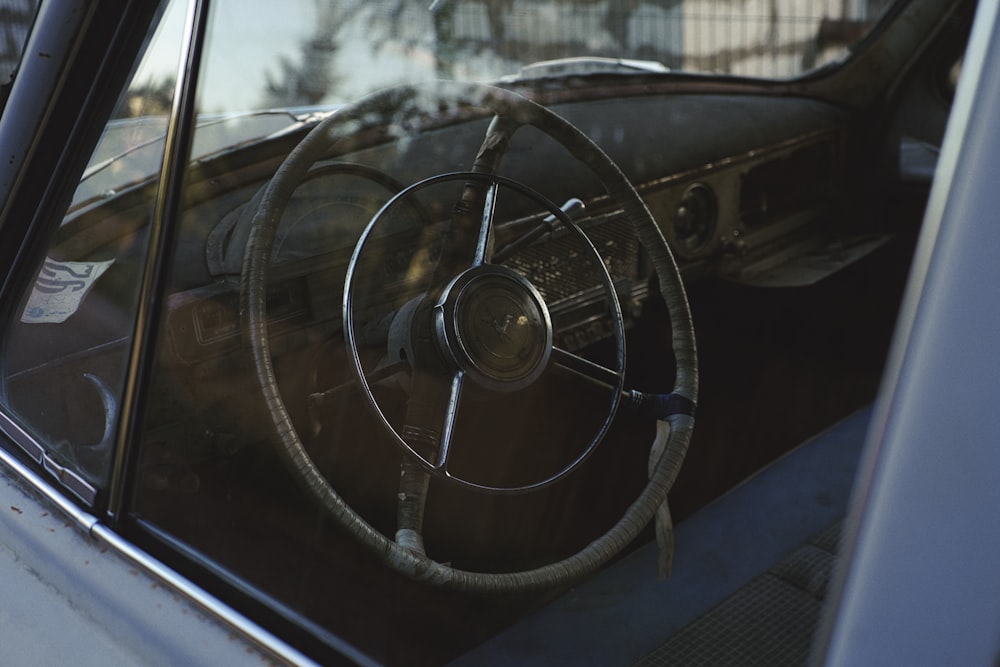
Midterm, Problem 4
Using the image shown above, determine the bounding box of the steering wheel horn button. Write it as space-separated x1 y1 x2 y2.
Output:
435 265 552 392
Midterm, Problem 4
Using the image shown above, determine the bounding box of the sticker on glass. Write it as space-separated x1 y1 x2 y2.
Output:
21 258 115 324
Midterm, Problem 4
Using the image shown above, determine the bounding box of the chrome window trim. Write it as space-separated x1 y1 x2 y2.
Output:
107 0 205 519
0 434 322 666
0 421 99 528
0 408 98 505
88 527 324 667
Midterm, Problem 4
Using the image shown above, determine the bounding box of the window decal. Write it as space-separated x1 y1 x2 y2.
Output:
20 258 115 324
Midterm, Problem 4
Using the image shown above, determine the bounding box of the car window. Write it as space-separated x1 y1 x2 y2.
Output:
118 0 921 663
0 0 984 661
0 0 187 501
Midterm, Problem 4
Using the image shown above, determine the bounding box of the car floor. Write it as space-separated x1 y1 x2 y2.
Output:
449 404 870 667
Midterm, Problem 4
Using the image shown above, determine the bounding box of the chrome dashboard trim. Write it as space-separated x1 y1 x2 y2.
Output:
636 126 843 195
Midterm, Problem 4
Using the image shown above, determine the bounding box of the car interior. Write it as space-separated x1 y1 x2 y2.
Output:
0 0 978 664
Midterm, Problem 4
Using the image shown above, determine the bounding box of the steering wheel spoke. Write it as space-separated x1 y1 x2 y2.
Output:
400 366 465 472
396 368 465 557
436 371 464 471
473 180 499 266
550 346 623 392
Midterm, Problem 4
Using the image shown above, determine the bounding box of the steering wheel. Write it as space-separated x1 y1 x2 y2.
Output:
241 81 697 592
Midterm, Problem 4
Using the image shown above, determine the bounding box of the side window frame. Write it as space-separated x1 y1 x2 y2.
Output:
107 0 206 522
0 0 190 512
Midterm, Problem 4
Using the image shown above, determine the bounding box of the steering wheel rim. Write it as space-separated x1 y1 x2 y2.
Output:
241 81 697 592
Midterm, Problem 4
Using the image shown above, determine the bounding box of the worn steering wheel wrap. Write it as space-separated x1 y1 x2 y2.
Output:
240 81 697 592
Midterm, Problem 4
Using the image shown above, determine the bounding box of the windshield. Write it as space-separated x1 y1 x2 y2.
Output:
199 0 890 112
72 0 892 205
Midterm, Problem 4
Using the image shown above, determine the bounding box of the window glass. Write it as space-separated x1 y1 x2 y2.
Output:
189 0 894 119
0 0 186 498
131 0 902 663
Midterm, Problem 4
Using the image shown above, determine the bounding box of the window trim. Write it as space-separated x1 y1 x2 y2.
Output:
0 0 176 510
0 409 98 504
107 0 207 522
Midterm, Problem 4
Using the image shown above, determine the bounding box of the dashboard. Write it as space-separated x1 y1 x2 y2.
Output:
151 91 852 370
